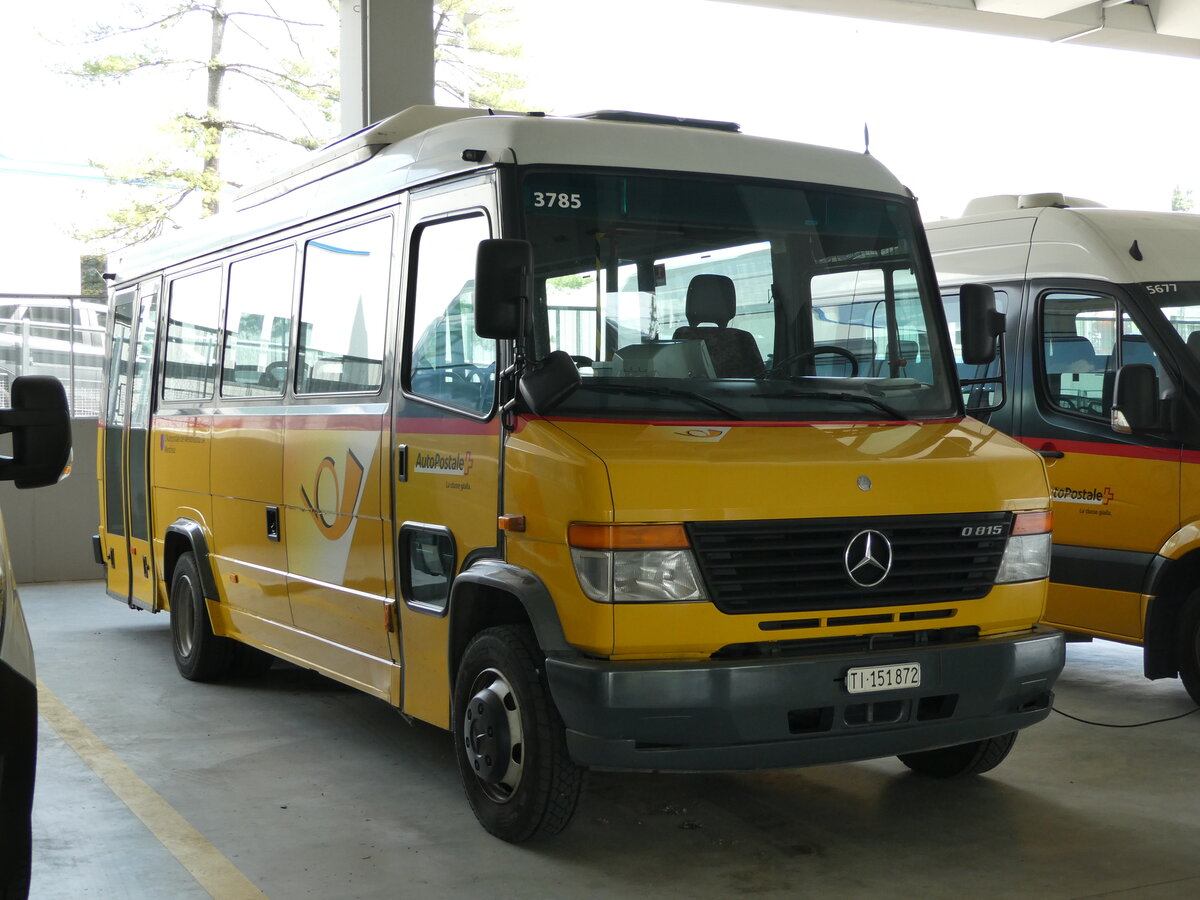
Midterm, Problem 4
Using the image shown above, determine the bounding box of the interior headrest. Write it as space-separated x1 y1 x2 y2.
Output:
685 274 736 328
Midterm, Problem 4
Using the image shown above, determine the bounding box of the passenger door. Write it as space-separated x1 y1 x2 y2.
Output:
1015 285 1181 640
99 280 160 608
392 179 502 726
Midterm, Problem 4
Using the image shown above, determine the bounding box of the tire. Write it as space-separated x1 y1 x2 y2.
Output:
1177 594 1200 706
898 731 1017 778
169 553 234 682
452 625 583 842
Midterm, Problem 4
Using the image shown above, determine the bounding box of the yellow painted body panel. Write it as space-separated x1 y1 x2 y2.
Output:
1042 582 1144 643
140 405 1050 724
96 425 131 600
503 416 1050 661
393 416 502 727
1039 448 1183 642
1041 450 1179 555
613 583 1045 660
281 413 393 676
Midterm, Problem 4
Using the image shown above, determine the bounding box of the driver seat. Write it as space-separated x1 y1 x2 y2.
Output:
671 274 765 377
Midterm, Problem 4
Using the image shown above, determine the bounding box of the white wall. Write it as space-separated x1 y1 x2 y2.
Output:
2 418 101 584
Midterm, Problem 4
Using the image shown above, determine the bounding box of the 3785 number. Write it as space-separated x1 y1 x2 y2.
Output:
532 191 582 209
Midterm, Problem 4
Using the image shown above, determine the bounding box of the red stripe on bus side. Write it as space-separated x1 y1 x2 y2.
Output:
1015 435 1181 462
520 415 964 429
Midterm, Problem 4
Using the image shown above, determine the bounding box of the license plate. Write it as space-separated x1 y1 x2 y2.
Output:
845 662 921 694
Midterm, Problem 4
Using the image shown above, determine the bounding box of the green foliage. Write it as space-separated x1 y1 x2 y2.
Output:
434 1 528 111
71 0 340 250
1172 185 1194 213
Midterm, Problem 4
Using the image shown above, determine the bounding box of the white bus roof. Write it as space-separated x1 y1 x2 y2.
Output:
110 107 909 282
927 196 1200 286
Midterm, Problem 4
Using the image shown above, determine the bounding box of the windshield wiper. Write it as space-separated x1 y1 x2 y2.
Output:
753 389 909 421
579 381 745 420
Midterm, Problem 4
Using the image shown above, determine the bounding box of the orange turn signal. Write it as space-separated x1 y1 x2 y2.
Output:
1012 510 1053 536
567 523 689 550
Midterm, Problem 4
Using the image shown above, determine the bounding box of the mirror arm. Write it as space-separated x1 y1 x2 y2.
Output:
499 296 528 432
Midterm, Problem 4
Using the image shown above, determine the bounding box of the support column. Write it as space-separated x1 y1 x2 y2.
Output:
340 0 436 134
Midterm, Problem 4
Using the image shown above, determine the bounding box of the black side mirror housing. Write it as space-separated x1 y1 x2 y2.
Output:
1112 363 1159 434
475 239 532 340
0 375 72 489
959 283 1006 365
518 350 580 416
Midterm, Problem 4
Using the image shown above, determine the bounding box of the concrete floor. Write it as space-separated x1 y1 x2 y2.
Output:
20 581 1200 900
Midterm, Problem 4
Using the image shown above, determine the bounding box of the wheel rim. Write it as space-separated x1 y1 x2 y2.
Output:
462 666 524 803
173 573 197 658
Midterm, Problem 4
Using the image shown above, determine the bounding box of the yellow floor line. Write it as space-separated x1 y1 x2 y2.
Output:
37 680 269 900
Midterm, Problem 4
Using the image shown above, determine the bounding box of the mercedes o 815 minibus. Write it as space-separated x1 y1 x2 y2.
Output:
97 107 1063 842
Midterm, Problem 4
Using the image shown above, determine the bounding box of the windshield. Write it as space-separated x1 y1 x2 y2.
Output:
520 170 957 421
1135 282 1200 356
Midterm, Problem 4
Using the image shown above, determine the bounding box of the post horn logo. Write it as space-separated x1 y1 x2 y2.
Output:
844 529 893 588
300 449 365 540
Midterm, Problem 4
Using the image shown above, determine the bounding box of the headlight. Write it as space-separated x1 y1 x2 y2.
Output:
568 524 708 603
996 510 1053 584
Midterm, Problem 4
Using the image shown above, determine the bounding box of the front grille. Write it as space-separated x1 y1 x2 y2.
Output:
687 512 1011 615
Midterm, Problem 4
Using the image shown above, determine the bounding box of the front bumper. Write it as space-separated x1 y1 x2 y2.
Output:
547 626 1063 771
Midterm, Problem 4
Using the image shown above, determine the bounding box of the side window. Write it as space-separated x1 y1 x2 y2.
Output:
297 217 392 394
1038 291 1165 419
942 288 1008 410
163 268 222 402
221 246 295 398
407 214 495 414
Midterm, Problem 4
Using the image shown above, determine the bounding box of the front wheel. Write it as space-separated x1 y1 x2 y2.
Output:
452 625 583 842
170 552 234 682
897 731 1017 778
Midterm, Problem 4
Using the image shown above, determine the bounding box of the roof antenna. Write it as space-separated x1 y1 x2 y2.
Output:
864 122 871 156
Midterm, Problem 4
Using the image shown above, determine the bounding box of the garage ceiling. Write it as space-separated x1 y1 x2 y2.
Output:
723 1 1200 58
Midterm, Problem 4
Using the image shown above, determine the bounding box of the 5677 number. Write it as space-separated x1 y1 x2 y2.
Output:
531 191 582 209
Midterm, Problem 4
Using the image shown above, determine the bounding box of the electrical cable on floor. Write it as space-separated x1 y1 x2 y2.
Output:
1051 705 1200 728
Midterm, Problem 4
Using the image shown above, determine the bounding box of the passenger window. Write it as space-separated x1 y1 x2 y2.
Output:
407 214 495 414
163 268 222 401
221 246 295 397
1038 291 1165 419
297 218 392 394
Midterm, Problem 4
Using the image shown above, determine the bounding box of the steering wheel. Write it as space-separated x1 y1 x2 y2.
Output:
762 345 859 378
262 360 289 386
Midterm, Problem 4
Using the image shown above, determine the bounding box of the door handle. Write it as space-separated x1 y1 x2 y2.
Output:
1036 448 1065 459
266 506 281 542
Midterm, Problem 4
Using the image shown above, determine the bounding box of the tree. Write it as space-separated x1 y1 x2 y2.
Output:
434 1 527 110
72 0 339 248
1172 185 1194 213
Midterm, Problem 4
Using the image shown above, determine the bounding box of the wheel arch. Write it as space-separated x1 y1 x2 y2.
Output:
163 519 220 602
447 560 574 691
1143 548 1200 679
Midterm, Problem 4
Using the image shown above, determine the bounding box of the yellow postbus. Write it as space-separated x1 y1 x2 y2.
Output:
97 107 1063 842
929 192 1200 704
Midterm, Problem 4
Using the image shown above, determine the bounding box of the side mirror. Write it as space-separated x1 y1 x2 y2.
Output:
0 375 72 489
959 283 1005 365
518 350 580 416
475 239 533 340
1112 363 1159 434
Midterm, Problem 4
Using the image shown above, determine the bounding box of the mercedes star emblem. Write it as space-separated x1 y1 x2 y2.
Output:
844 529 893 588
